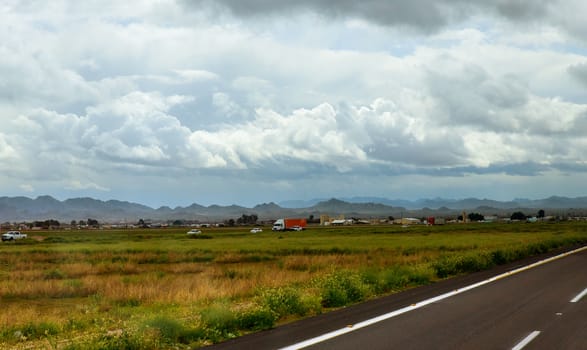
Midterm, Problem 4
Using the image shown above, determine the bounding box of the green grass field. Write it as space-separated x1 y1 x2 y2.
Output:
1 221 586 349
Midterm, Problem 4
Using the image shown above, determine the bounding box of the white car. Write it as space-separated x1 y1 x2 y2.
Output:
250 227 263 233
2 231 27 241
187 229 202 235
291 226 303 231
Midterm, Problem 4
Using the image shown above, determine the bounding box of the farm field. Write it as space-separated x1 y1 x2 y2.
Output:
1 222 586 349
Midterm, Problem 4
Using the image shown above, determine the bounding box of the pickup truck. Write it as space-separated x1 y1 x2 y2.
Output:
1 231 27 241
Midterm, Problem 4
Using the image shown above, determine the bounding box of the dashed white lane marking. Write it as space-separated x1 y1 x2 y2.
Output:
279 245 587 350
570 287 587 303
511 331 541 350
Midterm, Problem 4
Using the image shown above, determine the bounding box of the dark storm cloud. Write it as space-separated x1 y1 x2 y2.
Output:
493 0 552 20
191 0 558 31
196 0 452 31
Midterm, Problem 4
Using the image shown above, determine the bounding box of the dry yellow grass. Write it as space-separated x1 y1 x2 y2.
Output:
0 223 585 349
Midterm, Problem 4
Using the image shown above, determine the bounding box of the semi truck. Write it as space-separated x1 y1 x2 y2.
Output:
272 218 307 231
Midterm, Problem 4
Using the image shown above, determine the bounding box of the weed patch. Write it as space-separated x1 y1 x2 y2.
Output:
200 306 239 341
144 316 202 344
320 271 371 308
3 321 60 341
115 298 141 307
260 286 309 317
433 253 494 278
62 331 154 350
44 269 67 280
237 306 277 331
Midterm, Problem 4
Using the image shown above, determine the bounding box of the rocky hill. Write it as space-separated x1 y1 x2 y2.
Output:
1 195 587 223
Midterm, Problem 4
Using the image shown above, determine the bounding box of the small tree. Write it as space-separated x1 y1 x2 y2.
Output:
537 209 545 218
236 214 258 225
87 218 99 227
510 211 527 221
468 212 485 222
137 219 145 227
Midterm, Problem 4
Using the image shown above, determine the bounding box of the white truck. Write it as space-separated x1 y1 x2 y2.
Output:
1 231 27 241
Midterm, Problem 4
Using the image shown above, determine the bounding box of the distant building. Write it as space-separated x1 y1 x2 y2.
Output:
394 218 421 225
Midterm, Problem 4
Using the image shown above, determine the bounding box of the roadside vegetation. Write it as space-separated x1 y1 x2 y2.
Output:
0 221 586 349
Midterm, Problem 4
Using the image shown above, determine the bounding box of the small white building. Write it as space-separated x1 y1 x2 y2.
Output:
331 219 353 225
394 218 421 225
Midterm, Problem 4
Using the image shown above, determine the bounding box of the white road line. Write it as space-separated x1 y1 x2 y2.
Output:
279 245 587 350
511 331 541 350
570 287 587 303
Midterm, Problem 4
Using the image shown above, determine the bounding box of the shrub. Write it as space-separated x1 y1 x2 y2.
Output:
433 253 494 278
321 271 370 308
380 268 411 291
200 306 239 341
15 322 60 340
63 331 151 350
178 328 206 344
407 269 431 285
360 266 431 295
360 269 381 291
64 318 89 332
145 317 184 344
144 316 204 345
260 287 308 317
490 249 508 265
237 306 277 331
321 283 348 308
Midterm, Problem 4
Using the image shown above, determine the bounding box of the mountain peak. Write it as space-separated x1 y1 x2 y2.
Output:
2 195 587 222
254 202 282 210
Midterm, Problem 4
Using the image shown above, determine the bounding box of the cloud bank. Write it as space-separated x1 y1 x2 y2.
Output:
1 0 586 206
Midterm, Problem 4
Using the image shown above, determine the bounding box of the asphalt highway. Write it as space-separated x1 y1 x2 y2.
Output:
207 246 587 350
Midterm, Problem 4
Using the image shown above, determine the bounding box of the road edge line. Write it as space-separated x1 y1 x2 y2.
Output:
511 330 541 350
570 287 587 303
279 245 587 350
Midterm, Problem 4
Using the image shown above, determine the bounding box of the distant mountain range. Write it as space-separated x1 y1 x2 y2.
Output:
278 196 587 210
1 195 587 223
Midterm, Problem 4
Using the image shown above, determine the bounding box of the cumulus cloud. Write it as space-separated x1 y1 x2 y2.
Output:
19 184 35 192
66 181 110 192
174 69 219 82
212 92 249 119
1 0 587 205
0 134 17 161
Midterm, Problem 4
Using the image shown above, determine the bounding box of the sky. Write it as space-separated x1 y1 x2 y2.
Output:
1 0 587 208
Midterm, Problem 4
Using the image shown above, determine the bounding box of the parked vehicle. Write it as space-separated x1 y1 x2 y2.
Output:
272 218 307 231
186 229 202 235
2 231 27 241
250 227 263 233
